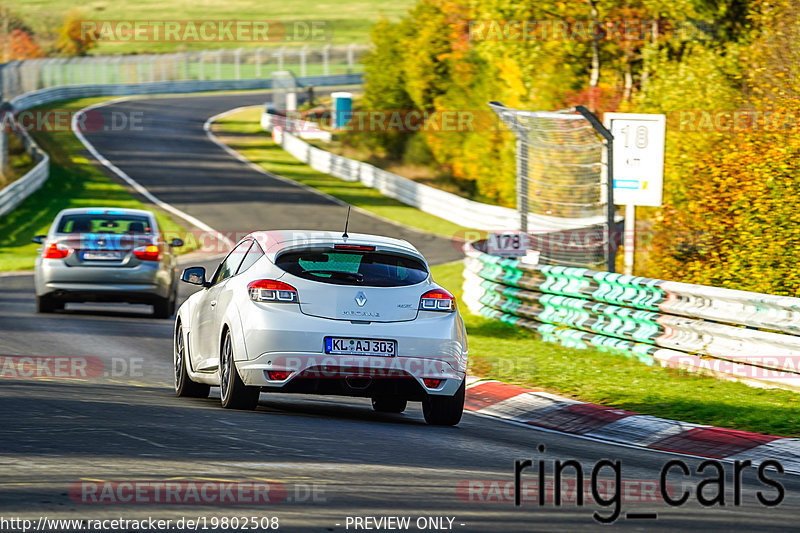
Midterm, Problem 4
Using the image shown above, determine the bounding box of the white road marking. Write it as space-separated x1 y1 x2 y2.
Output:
72 98 234 250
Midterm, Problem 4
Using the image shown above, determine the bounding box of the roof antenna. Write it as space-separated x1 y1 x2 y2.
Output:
342 206 351 240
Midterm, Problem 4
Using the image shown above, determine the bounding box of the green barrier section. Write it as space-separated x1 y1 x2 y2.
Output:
477 306 657 365
473 251 666 310
477 283 664 345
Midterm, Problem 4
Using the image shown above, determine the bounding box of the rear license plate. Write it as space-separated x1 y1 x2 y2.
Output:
82 251 123 261
325 337 396 357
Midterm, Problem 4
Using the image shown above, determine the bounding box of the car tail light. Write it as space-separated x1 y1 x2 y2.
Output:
334 244 376 251
248 280 298 303
133 244 160 261
419 289 455 312
423 378 443 388
267 370 293 381
43 243 71 259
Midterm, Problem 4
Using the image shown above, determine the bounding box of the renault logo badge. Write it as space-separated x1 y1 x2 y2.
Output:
355 291 367 307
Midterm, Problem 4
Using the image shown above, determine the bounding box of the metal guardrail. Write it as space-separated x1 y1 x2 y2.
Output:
0 128 48 218
0 73 363 220
462 241 800 391
266 113 611 233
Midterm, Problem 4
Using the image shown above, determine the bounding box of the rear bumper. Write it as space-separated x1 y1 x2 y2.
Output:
35 258 171 302
237 352 465 397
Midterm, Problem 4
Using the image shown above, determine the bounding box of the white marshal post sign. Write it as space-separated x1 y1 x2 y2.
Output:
603 113 666 275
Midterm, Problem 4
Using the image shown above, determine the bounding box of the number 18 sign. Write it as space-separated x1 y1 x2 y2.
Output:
604 113 666 207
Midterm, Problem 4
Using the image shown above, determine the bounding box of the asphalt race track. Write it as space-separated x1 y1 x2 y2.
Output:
1 92 799 532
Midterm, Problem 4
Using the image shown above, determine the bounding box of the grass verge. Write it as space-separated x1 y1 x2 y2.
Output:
1 133 36 188
212 106 477 239
0 97 197 271
431 260 800 437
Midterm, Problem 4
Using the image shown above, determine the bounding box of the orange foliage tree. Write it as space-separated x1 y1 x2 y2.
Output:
3 29 43 60
55 10 98 57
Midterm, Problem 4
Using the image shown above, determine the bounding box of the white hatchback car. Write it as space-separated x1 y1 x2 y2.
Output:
174 230 469 425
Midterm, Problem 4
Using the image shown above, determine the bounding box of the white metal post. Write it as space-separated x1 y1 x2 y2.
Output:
255 47 263 78
234 48 242 80
624 203 635 275
322 44 330 76
347 43 355 72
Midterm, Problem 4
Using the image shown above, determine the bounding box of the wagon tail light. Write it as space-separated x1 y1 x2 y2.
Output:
43 242 71 259
133 244 160 261
419 289 455 312
248 280 298 303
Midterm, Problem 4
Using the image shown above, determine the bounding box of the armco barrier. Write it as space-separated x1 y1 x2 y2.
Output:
462 241 800 391
266 113 611 234
0 74 362 220
0 128 48 218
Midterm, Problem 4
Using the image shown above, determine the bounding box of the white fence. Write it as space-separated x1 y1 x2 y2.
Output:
1 46 367 102
267 112 610 232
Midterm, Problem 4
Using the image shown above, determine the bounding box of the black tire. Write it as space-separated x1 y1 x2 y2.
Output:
220 329 260 410
152 290 176 319
371 397 407 413
423 379 465 426
36 295 63 313
174 322 210 398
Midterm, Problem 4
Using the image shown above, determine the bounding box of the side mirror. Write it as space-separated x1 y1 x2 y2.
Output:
181 266 209 287
170 238 184 248
32 235 46 244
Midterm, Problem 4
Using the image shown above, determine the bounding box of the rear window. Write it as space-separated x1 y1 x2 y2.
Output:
57 214 153 234
276 249 428 287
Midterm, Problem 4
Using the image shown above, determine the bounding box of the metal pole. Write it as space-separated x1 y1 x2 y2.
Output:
255 47 263 78
624 203 635 275
575 105 616 273
347 43 355 72
234 48 242 80
322 44 330 76
516 132 528 233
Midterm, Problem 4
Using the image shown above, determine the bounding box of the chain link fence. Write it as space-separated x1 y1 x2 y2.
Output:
489 102 615 268
490 103 606 222
0 44 367 102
